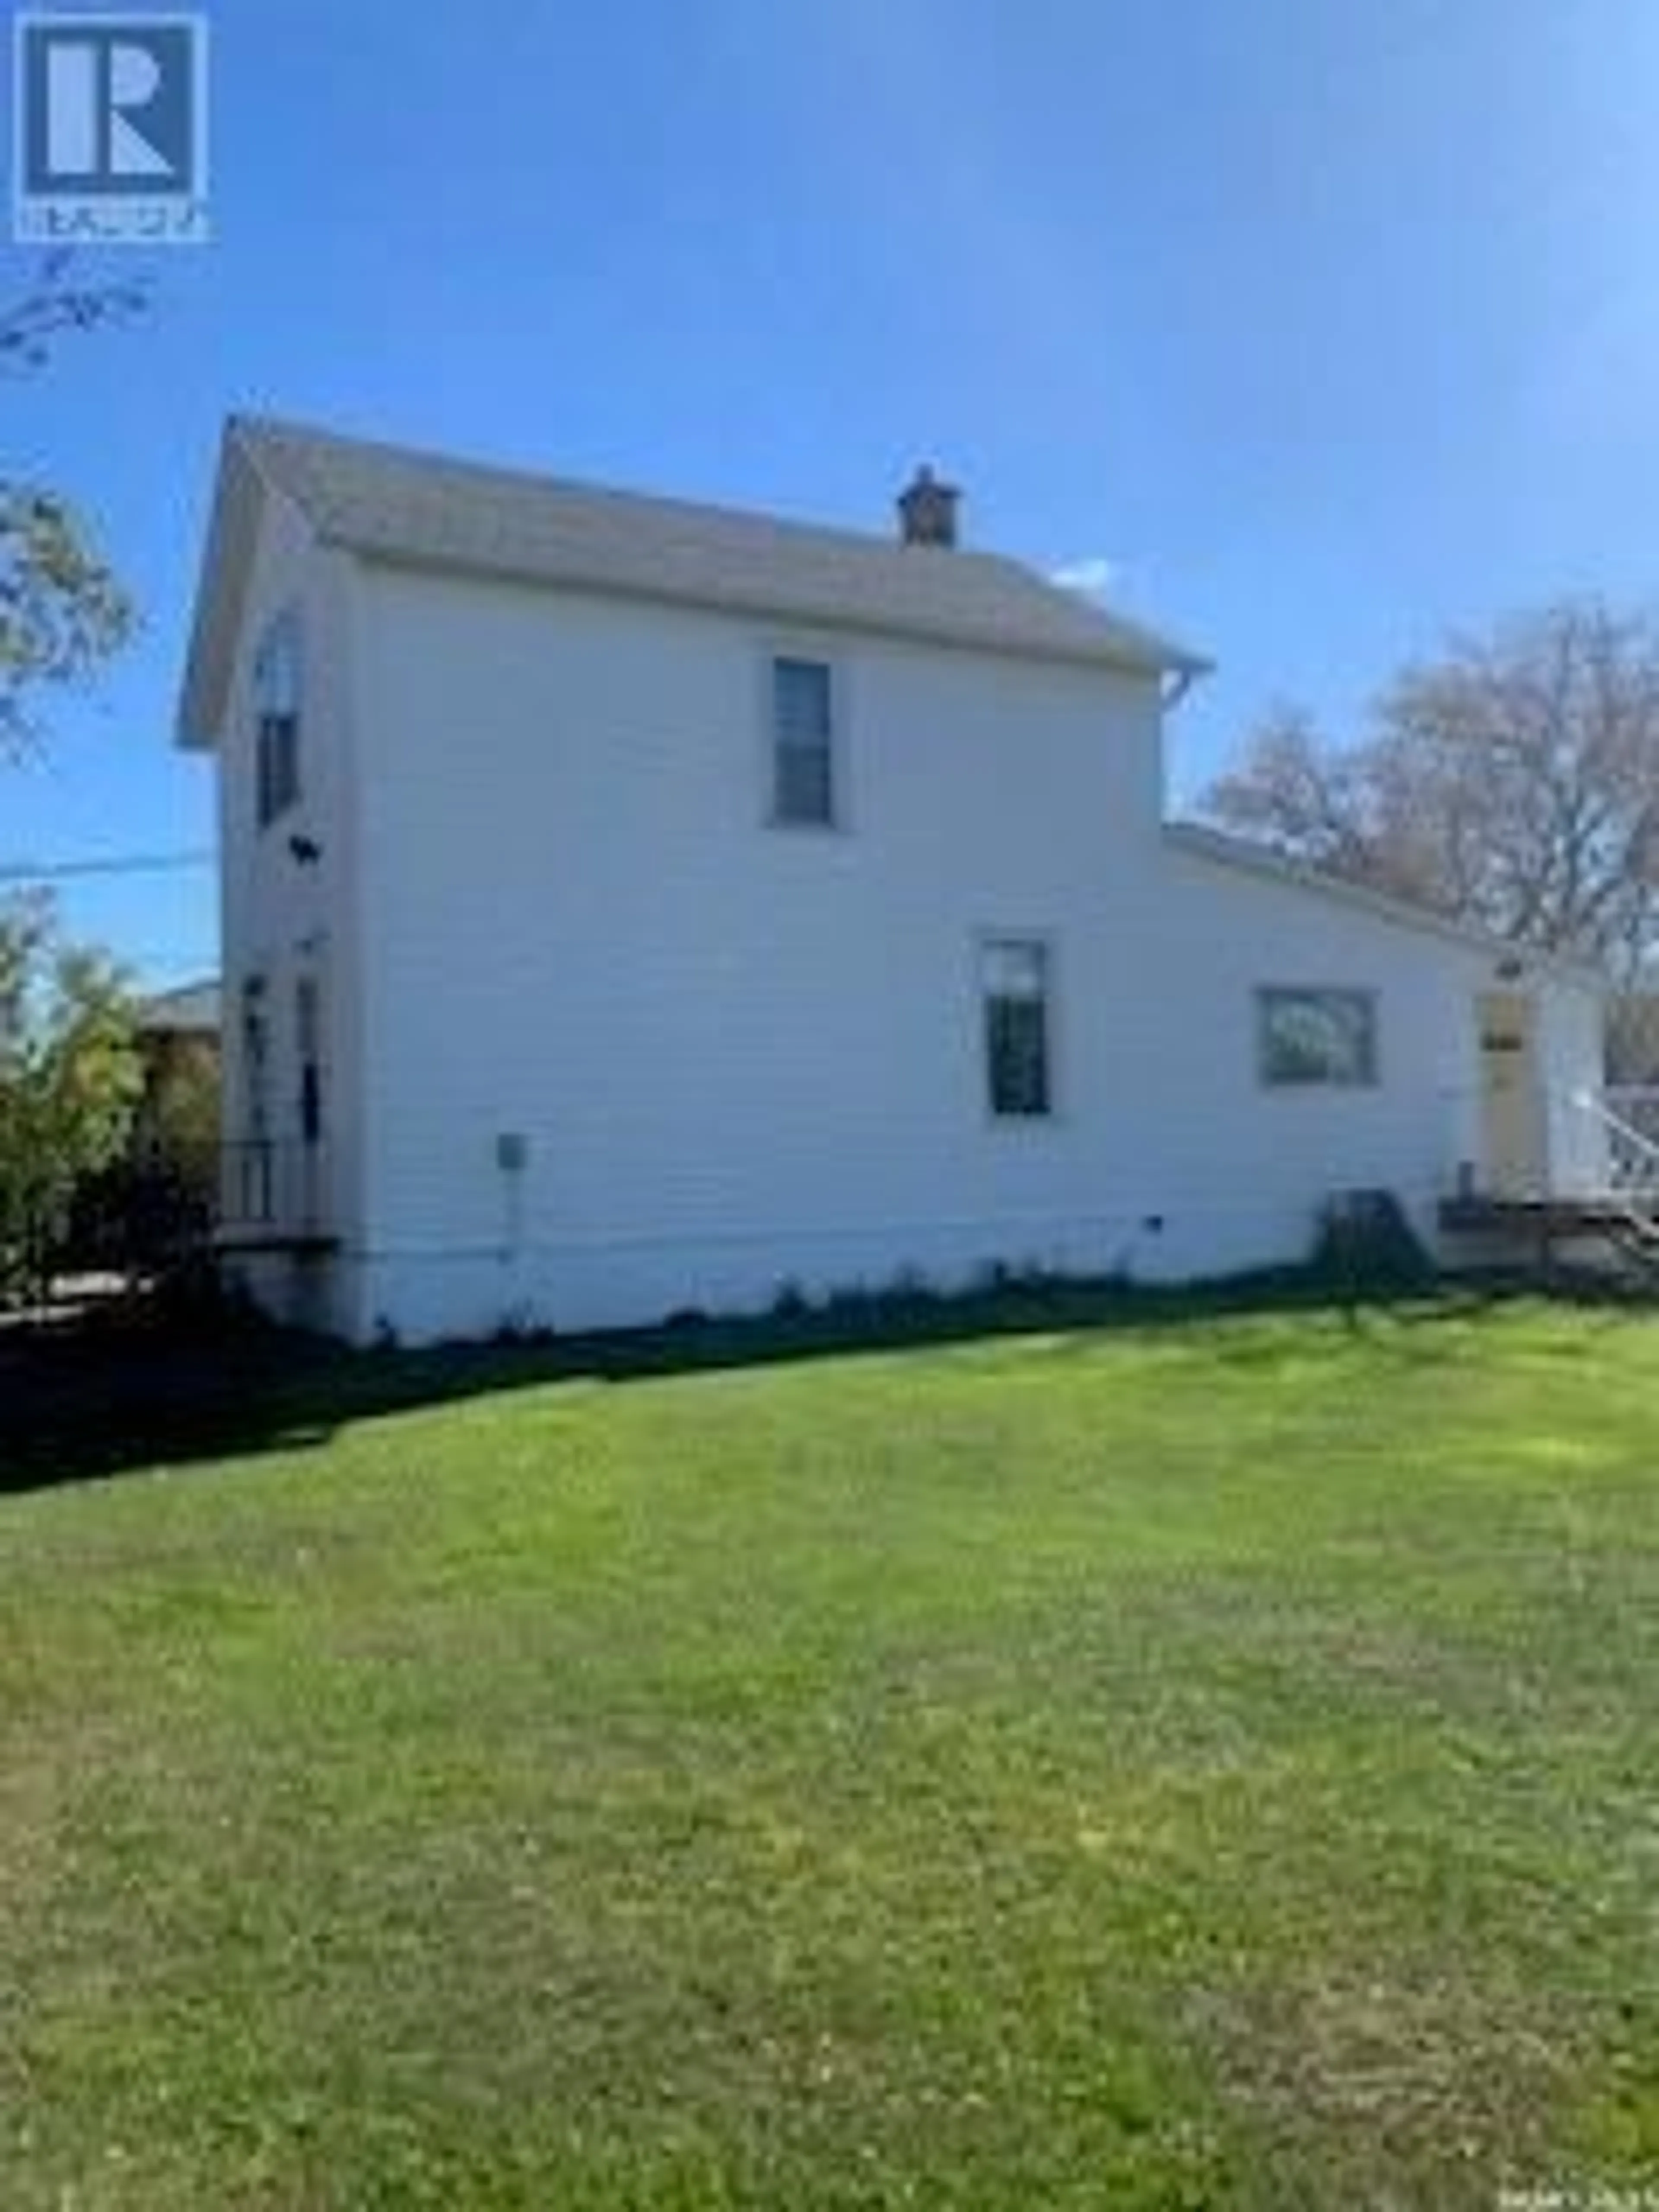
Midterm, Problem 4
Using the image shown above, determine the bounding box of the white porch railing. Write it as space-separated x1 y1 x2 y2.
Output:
219 1138 330 1241
1603 1085 1659 1176
1568 1086 1659 1220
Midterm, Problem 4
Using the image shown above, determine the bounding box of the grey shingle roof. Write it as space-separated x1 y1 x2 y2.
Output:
234 416 1206 680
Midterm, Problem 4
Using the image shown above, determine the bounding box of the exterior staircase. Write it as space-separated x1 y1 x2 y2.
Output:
1574 1087 1659 1278
1440 1087 1659 1285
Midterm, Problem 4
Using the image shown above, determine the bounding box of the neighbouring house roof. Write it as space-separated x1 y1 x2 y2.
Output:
1165 823 1603 985
137 979 221 1039
178 416 1208 746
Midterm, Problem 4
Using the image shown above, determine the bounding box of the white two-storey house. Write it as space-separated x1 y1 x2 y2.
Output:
178 419 1605 1344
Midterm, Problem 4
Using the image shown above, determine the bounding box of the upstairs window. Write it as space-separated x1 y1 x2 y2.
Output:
982 936 1054 1119
254 612 303 828
770 655 836 828
1258 987 1379 1088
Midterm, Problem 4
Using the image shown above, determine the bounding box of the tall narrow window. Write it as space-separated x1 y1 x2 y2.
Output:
771 655 836 827
982 937 1054 1119
240 976 270 1137
254 613 303 828
238 976 274 1224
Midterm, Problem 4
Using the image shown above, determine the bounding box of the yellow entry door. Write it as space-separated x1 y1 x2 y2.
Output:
1478 992 1544 1197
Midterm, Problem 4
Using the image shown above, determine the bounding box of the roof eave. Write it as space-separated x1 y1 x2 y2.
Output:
175 423 267 750
334 532 1199 683
1164 823 1605 985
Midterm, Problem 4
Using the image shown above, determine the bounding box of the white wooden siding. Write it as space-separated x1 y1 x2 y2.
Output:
213 509 1604 1345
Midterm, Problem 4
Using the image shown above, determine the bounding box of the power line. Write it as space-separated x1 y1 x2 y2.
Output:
0 849 214 885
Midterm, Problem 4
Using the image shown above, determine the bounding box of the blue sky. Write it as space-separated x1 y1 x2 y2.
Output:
7 0 1659 986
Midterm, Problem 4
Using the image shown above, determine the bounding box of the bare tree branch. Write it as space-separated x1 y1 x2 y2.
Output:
0 250 148 379
1201 601 1659 978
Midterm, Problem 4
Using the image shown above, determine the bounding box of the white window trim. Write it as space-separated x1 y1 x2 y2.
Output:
1256 984 1381 1090
760 642 851 833
977 927 1063 1126
253 606 303 833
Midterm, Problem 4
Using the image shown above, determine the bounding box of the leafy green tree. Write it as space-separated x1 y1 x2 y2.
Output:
0 896 143 1304
141 1030 220 1162
0 483 133 757
0 252 146 756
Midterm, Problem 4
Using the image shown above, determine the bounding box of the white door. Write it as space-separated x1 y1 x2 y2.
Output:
1479 992 1544 1197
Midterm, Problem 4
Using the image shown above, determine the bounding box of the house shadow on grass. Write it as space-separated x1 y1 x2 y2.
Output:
0 1265 1630 1499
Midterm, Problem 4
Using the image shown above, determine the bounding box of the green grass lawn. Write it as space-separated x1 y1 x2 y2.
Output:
3 1297 1657 2209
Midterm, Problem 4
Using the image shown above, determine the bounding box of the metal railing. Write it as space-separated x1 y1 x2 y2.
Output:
220 1139 328 1238
1603 1085 1659 1180
1567 1088 1659 1223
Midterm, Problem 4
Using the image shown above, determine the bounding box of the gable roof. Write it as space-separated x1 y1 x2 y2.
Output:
178 416 1208 746
1165 822 1603 984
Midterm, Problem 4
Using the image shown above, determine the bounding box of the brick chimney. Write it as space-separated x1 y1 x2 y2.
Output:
896 464 961 549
